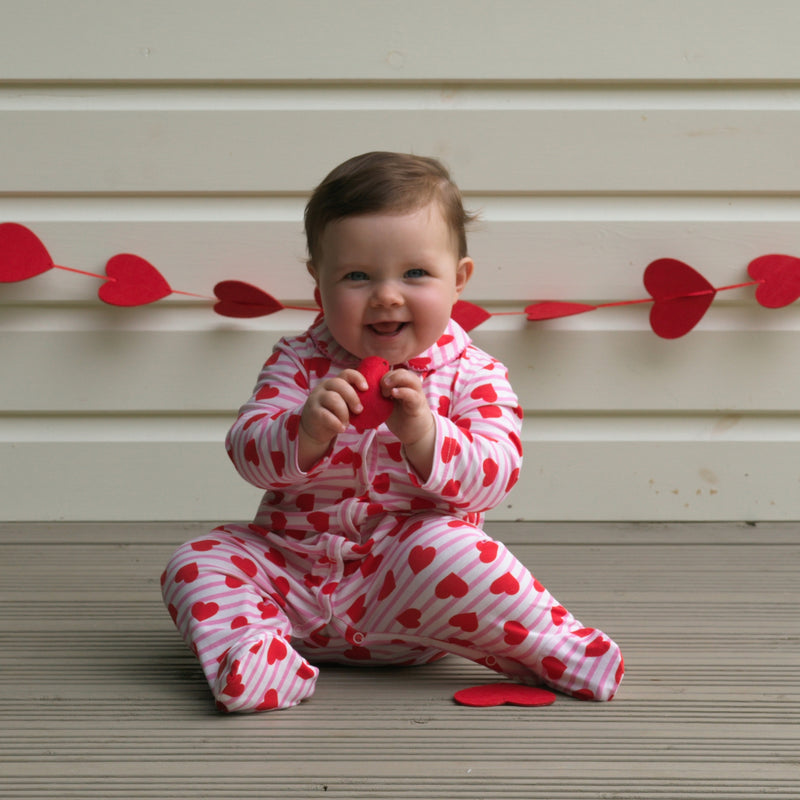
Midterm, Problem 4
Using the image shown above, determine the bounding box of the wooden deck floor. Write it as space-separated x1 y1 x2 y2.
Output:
1 521 798 799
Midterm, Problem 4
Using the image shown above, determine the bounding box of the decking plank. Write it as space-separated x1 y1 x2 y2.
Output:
1 522 798 799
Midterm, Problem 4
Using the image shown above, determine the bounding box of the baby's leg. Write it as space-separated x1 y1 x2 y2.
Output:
161 527 318 712
345 517 624 701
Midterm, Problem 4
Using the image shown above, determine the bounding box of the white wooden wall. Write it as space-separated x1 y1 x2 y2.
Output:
2 1 799 522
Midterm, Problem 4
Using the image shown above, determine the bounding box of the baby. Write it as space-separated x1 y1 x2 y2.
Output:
161 151 624 712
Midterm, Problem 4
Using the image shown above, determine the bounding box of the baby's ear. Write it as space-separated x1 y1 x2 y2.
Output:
306 260 319 283
455 257 474 295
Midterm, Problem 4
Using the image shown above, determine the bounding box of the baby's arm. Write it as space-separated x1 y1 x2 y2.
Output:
413 353 523 513
380 368 436 481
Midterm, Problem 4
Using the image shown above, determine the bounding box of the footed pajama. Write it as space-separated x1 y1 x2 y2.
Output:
162 317 624 711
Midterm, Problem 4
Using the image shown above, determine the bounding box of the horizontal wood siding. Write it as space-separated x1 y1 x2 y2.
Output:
2 1 799 521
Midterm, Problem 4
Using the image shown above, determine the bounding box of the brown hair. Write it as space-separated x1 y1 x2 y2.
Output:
304 151 476 263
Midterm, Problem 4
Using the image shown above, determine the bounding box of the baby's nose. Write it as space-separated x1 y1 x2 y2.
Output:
370 280 404 306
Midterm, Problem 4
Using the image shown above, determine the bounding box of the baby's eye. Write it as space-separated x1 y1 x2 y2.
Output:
344 271 369 282
404 268 428 279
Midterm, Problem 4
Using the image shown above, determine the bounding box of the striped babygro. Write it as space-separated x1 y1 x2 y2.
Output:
161 317 624 711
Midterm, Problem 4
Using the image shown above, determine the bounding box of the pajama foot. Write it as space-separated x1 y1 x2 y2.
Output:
542 633 625 701
212 634 319 713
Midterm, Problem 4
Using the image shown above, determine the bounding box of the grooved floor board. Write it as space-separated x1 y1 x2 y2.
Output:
1 522 798 799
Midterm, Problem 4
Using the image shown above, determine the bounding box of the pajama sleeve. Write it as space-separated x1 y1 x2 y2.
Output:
225 340 331 490
412 349 523 514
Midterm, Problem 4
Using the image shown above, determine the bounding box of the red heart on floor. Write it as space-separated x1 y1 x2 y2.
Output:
454 683 556 707
98 254 173 306
0 223 55 282
351 356 393 432
451 299 491 331
644 258 716 339
213 280 285 318
748 254 800 308
525 301 598 320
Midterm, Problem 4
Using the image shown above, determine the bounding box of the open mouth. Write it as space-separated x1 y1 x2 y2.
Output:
368 321 407 336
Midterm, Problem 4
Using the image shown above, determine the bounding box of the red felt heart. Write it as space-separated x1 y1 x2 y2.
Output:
98 254 173 307
451 299 491 331
644 258 716 339
748 254 800 309
453 683 556 708
0 222 55 282
213 280 285 318
351 356 393 432
525 301 598 320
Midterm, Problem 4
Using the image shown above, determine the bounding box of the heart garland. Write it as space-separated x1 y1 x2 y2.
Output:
2 222 799 338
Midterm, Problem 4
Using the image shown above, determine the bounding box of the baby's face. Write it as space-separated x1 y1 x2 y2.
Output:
308 202 473 364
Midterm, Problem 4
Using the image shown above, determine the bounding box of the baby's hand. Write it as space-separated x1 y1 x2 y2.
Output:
381 369 436 481
298 369 366 468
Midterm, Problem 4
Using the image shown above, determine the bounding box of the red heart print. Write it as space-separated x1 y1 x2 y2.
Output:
256 689 279 711
265 547 286 568
332 446 357 465
256 386 280 402
307 512 329 532
304 357 332 378
481 458 499 487
489 572 520 595
269 451 286 475
222 665 246 698
231 615 248 629
644 258 716 339
352 357 394 432
453 683 556 708
257 601 279 619
346 593 367 623
748 254 800 308
449 612 479 632
191 601 219 621
378 570 396 600
190 539 220 551
359 552 384 577
585 635 611 658
435 572 469 599
296 663 316 680
396 608 422 628
542 656 567 681
384 442 403 462
174 562 198 584
243 440 260 466
350 538 374 555
470 383 498 403
0 223 55 282
409 545 436 574
550 605 568 625
98 253 173 306
296 493 315 512
476 540 499 563
304 573 324 589
451 299 491 332
503 620 529 645
442 479 461 498
231 555 258 578
213 280 285 318
267 638 288 664
441 436 462 463
373 473 391 494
